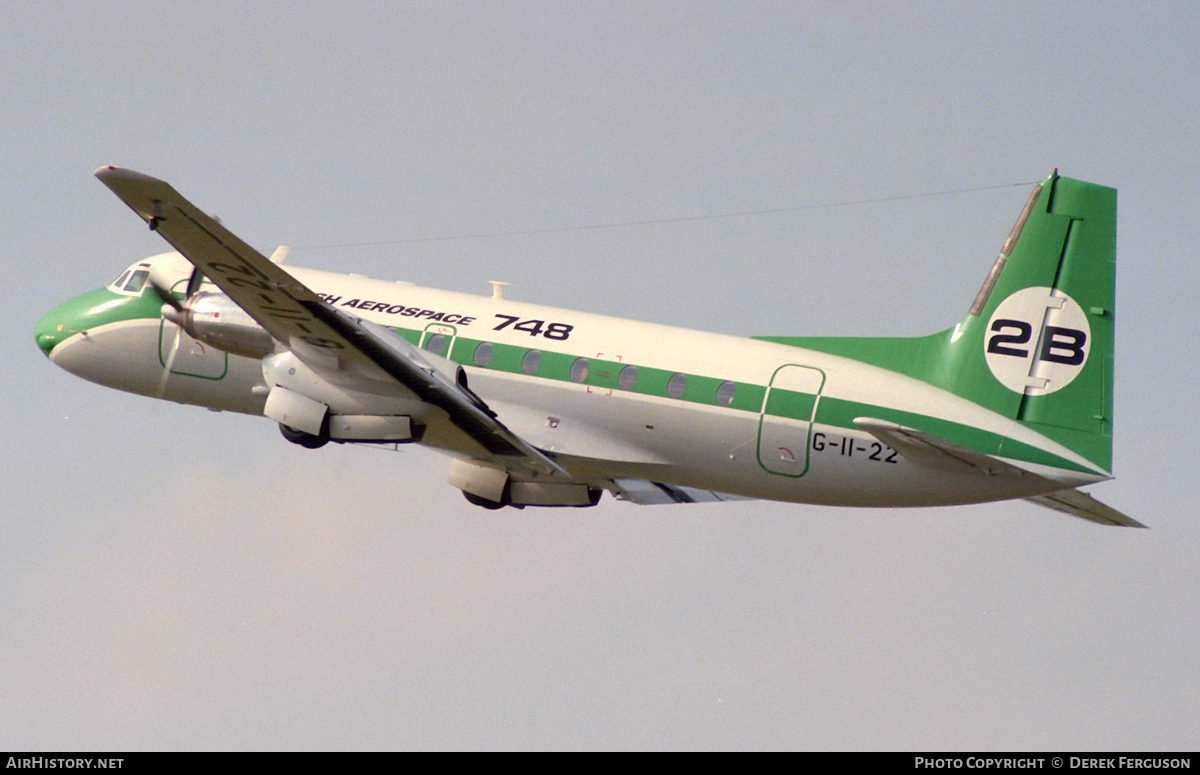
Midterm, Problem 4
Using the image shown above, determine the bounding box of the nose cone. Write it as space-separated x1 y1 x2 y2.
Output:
35 286 158 359
35 300 77 356
35 285 170 397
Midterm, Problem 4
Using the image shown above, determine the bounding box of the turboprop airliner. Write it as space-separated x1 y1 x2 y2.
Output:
35 167 1141 526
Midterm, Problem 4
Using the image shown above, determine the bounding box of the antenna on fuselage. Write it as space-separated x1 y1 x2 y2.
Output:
488 281 511 300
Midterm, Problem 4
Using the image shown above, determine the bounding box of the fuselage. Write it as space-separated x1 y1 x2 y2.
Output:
36 251 1109 509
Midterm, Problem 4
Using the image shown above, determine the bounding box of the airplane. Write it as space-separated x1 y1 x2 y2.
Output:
35 166 1142 527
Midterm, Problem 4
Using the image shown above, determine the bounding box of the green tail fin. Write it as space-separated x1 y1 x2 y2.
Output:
940 171 1116 471
758 172 1117 473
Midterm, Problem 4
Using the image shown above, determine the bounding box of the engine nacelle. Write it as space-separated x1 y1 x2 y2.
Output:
448 458 601 509
264 385 425 446
163 291 274 359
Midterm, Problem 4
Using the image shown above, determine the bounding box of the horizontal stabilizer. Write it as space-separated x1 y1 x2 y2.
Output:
856 417 1139 527
1026 489 1146 528
853 417 1028 477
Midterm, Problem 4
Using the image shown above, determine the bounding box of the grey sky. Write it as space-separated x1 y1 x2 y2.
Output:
4 1 1198 749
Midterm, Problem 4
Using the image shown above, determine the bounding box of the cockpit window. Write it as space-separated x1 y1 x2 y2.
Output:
124 269 150 293
110 263 153 295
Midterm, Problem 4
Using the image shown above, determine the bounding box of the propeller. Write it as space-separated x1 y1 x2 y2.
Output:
149 265 208 397
149 275 188 399
148 277 183 313
148 266 205 319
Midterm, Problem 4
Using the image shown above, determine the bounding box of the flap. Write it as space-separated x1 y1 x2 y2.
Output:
609 479 746 505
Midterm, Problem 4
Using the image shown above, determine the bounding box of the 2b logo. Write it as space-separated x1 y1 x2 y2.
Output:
983 287 1091 395
987 319 1086 365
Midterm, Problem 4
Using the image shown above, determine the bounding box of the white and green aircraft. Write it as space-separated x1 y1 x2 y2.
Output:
35 167 1141 526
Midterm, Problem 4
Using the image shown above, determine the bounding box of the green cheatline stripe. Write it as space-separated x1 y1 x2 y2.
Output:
439 330 765 412
56 286 166 328
434 329 1095 475
766 389 816 420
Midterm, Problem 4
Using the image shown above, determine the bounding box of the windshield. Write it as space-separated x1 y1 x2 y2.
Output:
108 263 151 295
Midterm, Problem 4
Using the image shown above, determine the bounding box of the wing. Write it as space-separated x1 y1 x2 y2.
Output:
854 417 1144 528
95 166 565 477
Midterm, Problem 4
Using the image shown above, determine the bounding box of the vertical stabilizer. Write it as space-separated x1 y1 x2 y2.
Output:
937 172 1116 472
758 172 1117 474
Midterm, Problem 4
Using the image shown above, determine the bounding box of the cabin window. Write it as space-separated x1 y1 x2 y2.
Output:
424 333 446 357
521 349 541 376
667 372 687 399
473 342 493 368
570 358 590 383
716 380 737 407
618 365 638 391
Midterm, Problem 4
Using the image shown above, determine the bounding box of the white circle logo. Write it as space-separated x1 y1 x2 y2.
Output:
984 287 1091 396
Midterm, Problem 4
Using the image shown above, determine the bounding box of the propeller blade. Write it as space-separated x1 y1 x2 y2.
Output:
148 278 184 312
185 267 206 298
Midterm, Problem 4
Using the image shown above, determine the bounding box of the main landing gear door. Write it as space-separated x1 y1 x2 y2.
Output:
757 364 824 477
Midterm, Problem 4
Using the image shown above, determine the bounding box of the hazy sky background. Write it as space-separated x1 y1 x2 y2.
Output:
4 2 1198 750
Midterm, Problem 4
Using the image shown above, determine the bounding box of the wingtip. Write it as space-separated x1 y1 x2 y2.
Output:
93 166 161 186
